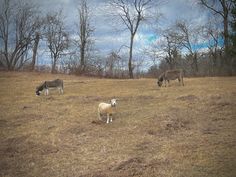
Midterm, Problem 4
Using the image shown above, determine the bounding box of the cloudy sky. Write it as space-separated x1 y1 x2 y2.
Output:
34 0 210 65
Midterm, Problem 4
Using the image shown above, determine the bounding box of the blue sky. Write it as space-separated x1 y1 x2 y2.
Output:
34 0 212 66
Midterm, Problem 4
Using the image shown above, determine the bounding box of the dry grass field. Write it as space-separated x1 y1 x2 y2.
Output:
0 71 235 177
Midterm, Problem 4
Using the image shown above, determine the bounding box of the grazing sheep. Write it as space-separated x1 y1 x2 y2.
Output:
98 99 117 124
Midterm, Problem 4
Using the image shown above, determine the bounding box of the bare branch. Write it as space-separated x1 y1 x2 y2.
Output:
110 0 156 78
200 0 224 17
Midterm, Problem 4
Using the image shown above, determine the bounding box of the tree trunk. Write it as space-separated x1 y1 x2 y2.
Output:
51 55 57 74
193 52 198 73
222 2 232 75
223 3 229 52
51 62 56 73
129 34 134 78
80 41 85 72
169 62 174 70
4 34 10 70
30 32 40 71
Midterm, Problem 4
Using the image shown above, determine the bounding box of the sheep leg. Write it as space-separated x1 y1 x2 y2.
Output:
98 112 102 120
106 114 109 124
110 114 113 123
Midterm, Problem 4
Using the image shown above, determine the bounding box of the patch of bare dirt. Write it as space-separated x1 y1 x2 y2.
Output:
146 129 157 136
80 172 108 177
66 95 80 100
45 96 55 100
112 157 145 176
212 101 232 107
177 95 198 101
110 157 170 177
201 128 218 135
135 141 153 152
68 96 112 104
40 144 59 155
66 126 86 135
22 105 32 109
0 119 8 127
71 81 87 84
156 119 189 136
206 93 234 110
91 120 104 125
212 117 226 121
7 114 45 128
0 136 59 177
137 95 155 100
0 135 30 157
119 95 156 102
80 96 102 103
210 94 222 100
165 119 188 131
0 134 59 158
0 161 10 172
26 114 45 120
81 157 171 177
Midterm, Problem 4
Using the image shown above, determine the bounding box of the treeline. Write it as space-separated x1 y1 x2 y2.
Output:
0 0 235 78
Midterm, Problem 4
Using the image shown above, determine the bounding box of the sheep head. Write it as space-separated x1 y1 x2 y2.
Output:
110 99 117 107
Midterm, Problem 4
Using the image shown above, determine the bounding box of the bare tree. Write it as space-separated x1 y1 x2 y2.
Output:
175 20 202 75
147 26 182 71
0 0 11 69
75 0 93 73
199 0 233 53
105 51 121 77
161 29 182 69
45 11 69 73
203 19 223 75
0 0 41 70
110 0 154 78
30 32 40 71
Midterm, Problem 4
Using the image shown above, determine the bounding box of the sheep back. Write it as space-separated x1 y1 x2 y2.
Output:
98 103 115 114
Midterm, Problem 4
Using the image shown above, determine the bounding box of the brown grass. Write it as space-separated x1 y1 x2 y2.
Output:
0 71 235 177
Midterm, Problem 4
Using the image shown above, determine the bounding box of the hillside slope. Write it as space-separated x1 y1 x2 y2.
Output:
0 72 235 177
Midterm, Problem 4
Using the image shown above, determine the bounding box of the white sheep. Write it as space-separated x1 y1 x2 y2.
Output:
98 99 117 123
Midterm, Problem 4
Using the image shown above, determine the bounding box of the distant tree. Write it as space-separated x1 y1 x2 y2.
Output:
230 0 236 55
0 0 41 70
105 51 121 77
147 64 159 77
75 0 93 73
30 32 40 71
199 0 234 52
45 11 69 73
161 29 183 70
203 18 223 75
229 0 236 74
110 0 155 78
175 20 202 75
